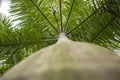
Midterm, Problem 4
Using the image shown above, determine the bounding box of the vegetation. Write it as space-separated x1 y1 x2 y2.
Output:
0 0 120 76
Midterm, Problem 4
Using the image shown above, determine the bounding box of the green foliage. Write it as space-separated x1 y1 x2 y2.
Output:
0 0 120 75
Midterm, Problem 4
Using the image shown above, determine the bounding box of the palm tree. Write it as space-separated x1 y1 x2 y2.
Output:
0 0 120 77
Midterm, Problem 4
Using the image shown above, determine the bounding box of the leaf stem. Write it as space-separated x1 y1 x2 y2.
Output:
66 1 107 35
59 0 63 32
0 38 57 47
64 0 75 32
30 0 59 33
91 18 116 42
50 1 60 32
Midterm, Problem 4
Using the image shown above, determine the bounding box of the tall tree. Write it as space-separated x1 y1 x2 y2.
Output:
0 0 120 75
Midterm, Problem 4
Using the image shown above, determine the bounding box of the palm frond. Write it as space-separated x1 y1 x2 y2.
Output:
67 0 120 48
0 14 57 75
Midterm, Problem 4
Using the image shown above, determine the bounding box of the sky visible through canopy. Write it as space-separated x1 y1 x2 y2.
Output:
0 0 20 26
0 0 10 16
